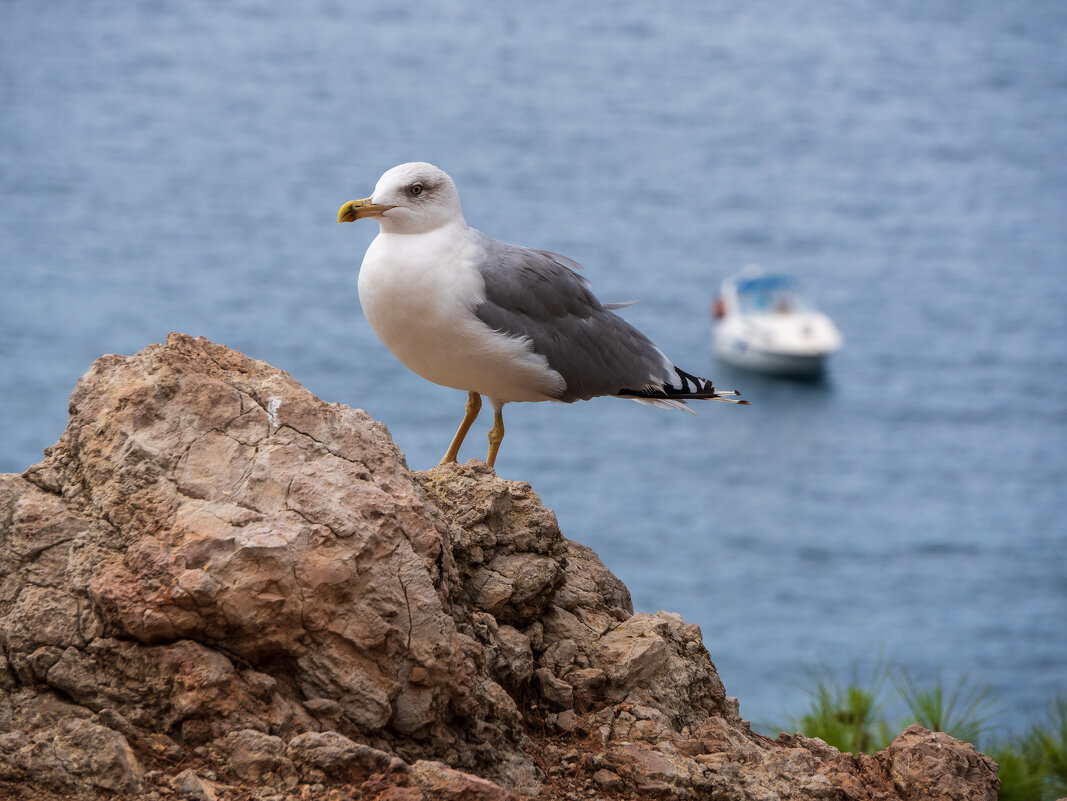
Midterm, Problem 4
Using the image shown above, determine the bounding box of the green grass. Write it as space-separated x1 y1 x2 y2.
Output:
989 696 1067 801
777 663 1066 800
893 668 999 746
790 660 894 754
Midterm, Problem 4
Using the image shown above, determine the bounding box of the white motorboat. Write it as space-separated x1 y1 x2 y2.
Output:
711 269 842 377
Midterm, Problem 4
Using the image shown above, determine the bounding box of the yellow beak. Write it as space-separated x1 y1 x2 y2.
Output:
337 197 395 223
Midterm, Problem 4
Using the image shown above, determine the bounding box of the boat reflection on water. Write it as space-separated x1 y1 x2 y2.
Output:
711 267 843 379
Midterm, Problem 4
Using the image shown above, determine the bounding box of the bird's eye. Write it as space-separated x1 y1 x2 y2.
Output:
409 183 424 197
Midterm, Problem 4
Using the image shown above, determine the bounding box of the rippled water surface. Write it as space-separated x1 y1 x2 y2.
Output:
2 2 1065 734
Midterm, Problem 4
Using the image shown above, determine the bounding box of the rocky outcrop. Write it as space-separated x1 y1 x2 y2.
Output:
0 334 999 800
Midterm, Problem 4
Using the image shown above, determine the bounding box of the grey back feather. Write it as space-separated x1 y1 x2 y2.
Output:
470 230 673 403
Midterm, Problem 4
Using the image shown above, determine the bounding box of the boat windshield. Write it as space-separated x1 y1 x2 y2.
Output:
735 275 814 315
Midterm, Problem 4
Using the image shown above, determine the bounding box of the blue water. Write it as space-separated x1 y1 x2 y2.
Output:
2 2 1065 737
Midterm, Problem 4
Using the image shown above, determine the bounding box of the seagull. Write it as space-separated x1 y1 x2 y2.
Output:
338 162 747 468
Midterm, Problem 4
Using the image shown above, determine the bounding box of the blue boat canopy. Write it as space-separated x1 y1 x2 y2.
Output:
732 273 815 314
735 274 798 294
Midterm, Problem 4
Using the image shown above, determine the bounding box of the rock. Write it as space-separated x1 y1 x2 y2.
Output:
1 334 525 778
411 760 519 801
13 717 144 794
555 709 578 733
881 725 999 800
360 774 424 801
171 768 219 801
414 462 566 627
303 698 344 720
287 730 408 779
469 613 535 690
592 768 623 791
601 741 709 797
593 613 729 731
216 728 295 784
0 335 1002 801
532 668 573 711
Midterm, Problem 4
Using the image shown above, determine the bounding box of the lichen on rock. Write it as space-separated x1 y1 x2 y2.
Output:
0 334 1000 800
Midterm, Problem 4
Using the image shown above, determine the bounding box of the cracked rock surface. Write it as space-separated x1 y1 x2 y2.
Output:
0 334 1000 800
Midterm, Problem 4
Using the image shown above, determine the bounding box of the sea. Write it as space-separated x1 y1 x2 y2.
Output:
2 1 1065 738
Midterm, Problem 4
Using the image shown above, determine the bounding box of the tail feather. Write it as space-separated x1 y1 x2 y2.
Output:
617 367 751 406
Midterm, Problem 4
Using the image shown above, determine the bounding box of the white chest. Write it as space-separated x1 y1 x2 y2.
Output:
358 228 483 342
356 228 564 402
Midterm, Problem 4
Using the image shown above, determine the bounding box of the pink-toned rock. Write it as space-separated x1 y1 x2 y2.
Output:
10 715 144 794
594 612 728 730
59 335 467 737
215 728 295 784
411 760 519 801
171 768 220 801
881 725 1000 801
414 462 566 628
287 730 409 778
0 335 1001 801
0 334 531 790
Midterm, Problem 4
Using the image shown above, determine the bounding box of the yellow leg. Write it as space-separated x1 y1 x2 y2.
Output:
440 391 481 464
486 407 505 468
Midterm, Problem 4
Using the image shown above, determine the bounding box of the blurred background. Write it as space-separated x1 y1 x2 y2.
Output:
2 1 1064 738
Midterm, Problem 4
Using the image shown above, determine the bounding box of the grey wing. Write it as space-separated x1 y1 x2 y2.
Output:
470 232 673 402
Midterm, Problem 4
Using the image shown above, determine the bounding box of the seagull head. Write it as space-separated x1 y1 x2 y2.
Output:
338 162 465 235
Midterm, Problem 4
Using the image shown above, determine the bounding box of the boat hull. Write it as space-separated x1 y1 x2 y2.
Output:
712 333 829 377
